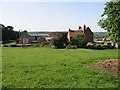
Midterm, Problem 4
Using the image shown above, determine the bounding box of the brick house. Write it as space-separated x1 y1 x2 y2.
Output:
67 25 93 43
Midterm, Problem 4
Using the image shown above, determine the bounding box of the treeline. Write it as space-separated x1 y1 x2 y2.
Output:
28 32 50 34
0 24 19 43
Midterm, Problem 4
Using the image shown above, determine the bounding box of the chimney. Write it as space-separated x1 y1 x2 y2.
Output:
69 28 71 31
83 24 86 30
79 26 81 30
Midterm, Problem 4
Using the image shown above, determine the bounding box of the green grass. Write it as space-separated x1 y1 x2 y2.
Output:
2 47 119 88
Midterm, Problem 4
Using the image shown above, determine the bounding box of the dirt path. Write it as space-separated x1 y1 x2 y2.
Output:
86 59 120 76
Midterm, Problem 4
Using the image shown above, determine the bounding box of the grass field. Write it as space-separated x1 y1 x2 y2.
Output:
2 47 119 88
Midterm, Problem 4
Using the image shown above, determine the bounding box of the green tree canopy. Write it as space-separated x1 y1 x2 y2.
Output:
71 33 86 47
1 24 19 43
98 1 120 42
51 32 68 48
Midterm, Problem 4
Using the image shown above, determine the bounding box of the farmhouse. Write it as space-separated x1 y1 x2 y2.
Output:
67 25 93 43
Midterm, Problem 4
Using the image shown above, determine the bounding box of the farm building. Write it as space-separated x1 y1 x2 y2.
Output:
67 25 93 43
19 31 52 44
19 25 94 44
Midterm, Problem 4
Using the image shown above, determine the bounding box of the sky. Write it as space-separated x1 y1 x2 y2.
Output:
0 1 107 32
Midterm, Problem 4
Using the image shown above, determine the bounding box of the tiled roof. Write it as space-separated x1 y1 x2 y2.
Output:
69 29 84 37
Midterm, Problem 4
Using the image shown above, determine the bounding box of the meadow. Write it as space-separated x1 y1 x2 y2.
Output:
2 47 119 88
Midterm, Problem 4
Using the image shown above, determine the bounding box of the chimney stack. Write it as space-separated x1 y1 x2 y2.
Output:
69 28 71 31
83 24 86 30
79 26 81 30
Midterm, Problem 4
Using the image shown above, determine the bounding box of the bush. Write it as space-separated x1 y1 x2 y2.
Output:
50 32 68 48
92 44 103 49
104 44 114 49
26 44 32 47
38 38 47 47
10 44 20 47
3 44 10 47
51 38 65 48
86 42 114 49
66 44 77 49
86 42 94 48
10 44 17 47
29 44 39 47
71 33 86 48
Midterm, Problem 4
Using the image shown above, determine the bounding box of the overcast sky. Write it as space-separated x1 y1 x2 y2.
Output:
0 1 107 32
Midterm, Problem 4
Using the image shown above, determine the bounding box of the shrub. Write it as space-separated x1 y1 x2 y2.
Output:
86 42 111 49
50 32 68 48
10 45 16 47
71 33 86 48
10 44 17 47
38 38 46 46
104 44 114 49
92 44 103 49
39 42 46 47
86 42 94 48
3 44 9 47
26 44 32 47
10 44 20 47
66 44 77 49
30 44 39 47
51 38 65 48
91 44 108 49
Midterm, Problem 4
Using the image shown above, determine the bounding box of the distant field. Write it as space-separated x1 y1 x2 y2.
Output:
2 47 119 88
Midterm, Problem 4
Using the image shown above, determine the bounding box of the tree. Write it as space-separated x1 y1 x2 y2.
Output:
51 32 68 48
51 38 63 48
57 32 68 46
1 24 19 43
98 1 120 43
71 33 86 47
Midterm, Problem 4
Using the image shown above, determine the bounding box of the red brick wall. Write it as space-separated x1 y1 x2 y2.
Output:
84 27 93 43
67 27 93 43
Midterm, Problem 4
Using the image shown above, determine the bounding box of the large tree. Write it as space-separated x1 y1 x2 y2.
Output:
98 1 120 43
1 24 19 43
